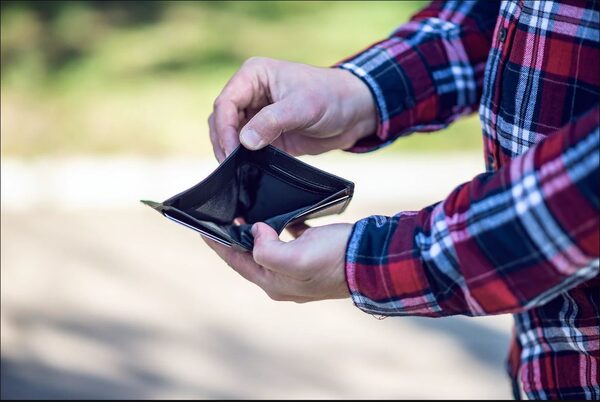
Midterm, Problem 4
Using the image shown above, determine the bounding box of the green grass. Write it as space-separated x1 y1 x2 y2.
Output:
1 1 482 158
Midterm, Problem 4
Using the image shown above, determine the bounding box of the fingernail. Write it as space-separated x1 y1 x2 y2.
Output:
240 129 263 150
251 224 259 236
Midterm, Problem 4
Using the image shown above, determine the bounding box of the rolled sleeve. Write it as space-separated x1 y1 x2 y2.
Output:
336 0 499 152
345 107 600 318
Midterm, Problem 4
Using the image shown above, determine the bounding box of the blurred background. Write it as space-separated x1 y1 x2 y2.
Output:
1 1 513 399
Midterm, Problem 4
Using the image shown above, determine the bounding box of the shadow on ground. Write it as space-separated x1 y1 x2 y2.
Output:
406 315 511 375
1 309 511 399
1 308 349 399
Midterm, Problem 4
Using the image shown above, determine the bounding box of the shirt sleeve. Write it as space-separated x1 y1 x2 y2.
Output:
345 106 600 317
336 0 500 152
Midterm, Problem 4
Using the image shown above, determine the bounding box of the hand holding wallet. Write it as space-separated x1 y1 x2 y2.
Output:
142 145 354 251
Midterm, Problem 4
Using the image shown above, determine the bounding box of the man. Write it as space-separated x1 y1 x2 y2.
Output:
206 1 599 399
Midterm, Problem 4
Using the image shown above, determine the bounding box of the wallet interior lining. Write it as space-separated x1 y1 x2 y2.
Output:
170 161 341 249
174 161 337 222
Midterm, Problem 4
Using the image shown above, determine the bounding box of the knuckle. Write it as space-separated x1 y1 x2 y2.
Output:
243 56 264 68
213 95 225 109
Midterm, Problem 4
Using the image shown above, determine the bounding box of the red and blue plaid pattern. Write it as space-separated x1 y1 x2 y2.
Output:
337 1 599 399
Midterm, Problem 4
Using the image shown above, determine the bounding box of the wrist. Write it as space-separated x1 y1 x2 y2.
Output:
332 223 354 299
336 68 378 143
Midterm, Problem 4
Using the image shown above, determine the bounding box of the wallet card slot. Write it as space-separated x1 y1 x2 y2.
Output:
262 170 330 194
264 146 351 188
293 194 350 220
268 164 339 193
262 192 348 234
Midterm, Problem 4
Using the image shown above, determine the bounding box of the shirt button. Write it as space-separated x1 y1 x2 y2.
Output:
498 27 507 42
488 154 496 169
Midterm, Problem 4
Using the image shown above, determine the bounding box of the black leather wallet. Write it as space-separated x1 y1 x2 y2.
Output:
142 145 354 251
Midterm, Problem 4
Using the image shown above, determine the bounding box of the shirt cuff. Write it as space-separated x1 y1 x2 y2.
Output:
336 62 388 153
344 218 372 311
335 42 417 153
345 211 445 317
345 214 423 316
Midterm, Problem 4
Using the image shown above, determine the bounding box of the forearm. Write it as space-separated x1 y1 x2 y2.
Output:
346 107 600 317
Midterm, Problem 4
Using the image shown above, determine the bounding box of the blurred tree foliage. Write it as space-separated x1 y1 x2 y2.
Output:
1 1 482 157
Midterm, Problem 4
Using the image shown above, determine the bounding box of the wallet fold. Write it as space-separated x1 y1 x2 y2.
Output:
142 145 354 251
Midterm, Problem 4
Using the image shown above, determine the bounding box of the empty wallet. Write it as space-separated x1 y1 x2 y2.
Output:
141 145 354 251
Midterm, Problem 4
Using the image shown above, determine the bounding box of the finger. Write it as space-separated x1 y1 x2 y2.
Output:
286 222 311 238
203 237 266 285
239 96 315 151
279 131 356 156
204 236 301 301
238 109 248 131
208 113 225 162
213 70 258 157
214 99 242 157
251 222 300 276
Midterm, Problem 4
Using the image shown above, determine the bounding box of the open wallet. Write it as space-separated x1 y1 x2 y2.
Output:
142 145 354 251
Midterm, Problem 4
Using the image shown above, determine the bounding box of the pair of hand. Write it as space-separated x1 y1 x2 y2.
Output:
205 57 377 302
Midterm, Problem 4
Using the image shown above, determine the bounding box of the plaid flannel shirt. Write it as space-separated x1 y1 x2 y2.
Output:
337 1 599 399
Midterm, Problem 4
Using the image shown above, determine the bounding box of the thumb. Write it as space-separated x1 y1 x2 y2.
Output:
251 222 290 271
239 97 309 150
